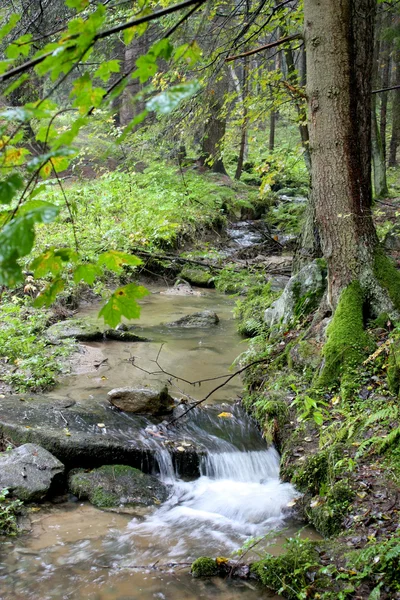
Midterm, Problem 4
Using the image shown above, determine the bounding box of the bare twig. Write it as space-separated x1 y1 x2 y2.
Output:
225 33 302 62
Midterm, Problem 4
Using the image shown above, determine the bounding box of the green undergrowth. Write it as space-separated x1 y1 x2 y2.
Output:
234 287 400 597
0 488 23 536
32 164 255 264
234 282 279 337
0 299 74 391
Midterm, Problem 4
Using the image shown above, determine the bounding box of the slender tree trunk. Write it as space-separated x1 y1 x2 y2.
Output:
389 50 400 167
200 68 229 176
119 33 148 127
269 112 276 151
379 15 392 161
371 14 388 198
232 57 249 180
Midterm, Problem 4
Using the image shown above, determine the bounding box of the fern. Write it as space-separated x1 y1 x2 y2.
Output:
364 405 399 427
377 426 400 453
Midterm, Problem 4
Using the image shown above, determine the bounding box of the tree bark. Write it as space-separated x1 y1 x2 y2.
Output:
389 50 400 167
200 69 229 176
304 0 395 311
371 13 388 198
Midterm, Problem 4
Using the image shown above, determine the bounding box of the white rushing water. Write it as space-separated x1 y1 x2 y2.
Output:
113 446 296 564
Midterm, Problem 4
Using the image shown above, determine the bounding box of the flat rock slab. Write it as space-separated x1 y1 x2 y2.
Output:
0 395 201 476
68 464 169 509
166 311 219 328
0 443 64 502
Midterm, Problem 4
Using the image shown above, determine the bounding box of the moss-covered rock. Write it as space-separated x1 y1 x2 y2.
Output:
191 557 218 578
318 281 373 394
178 266 214 287
45 319 103 343
374 250 400 312
387 340 400 395
68 464 169 509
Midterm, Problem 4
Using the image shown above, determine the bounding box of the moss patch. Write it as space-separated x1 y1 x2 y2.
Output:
191 557 218 578
178 266 214 287
68 464 168 508
374 250 400 311
318 281 373 393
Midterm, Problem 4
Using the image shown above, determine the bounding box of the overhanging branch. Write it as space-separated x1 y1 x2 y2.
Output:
225 33 302 62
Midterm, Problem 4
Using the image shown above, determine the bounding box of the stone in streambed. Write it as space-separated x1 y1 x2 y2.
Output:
68 464 169 509
45 319 103 343
104 328 149 342
0 443 64 502
108 386 175 415
166 310 219 328
178 266 214 287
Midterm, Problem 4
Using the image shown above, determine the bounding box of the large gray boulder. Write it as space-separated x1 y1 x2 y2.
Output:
108 386 175 415
166 310 219 328
68 464 169 510
264 260 326 330
0 443 64 502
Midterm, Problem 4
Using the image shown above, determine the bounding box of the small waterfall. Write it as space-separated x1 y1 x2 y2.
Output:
200 448 280 482
154 447 176 481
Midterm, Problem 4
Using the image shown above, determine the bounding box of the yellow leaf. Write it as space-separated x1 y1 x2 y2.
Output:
97 423 105 428
218 412 233 418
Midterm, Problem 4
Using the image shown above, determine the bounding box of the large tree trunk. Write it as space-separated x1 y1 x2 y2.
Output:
304 0 400 388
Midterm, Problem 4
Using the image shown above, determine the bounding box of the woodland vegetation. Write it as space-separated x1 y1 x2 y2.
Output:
1 0 400 598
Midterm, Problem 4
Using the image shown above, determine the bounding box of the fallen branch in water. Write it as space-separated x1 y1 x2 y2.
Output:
94 561 192 571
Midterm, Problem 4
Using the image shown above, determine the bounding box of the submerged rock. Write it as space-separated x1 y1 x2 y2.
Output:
46 319 103 343
108 386 175 415
0 443 64 502
264 260 326 331
68 464 169 509
166 310 219 328
104 328 149 342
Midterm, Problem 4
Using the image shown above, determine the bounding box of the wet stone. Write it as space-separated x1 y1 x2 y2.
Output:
0 443 64 502
108 386 175 415
166 310 219 328
45 319 103 343
68 464 169 509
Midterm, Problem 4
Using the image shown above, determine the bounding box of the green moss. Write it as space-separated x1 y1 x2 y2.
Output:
374 250 400 311
292 446 340 495
191 557 218 578
309 481 354 537
387 340 400 395
178 266 213 287
235 283 278 337
91 487 118 508
318 281 373 393
251 538 321 600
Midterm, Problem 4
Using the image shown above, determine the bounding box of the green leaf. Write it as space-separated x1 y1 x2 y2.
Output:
97 250 142 273
146 81 200 114
95 60 120 83
66 0 89 11
98 284 148 327
30 248 75 278
151 39 174 61
134 54 158 84
3 73 30 97
0 202 59 286
73 263 101 284
0 174 24 205
34 278 65 308
173 41 202 65
0 14 20 42
6 34 32 59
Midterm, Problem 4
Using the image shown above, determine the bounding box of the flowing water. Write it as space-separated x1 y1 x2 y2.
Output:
0 286 312 600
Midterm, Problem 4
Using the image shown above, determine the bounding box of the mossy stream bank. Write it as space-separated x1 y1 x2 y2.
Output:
193 271 400 599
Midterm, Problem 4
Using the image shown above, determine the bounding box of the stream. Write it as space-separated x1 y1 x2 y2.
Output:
0 285 311 600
